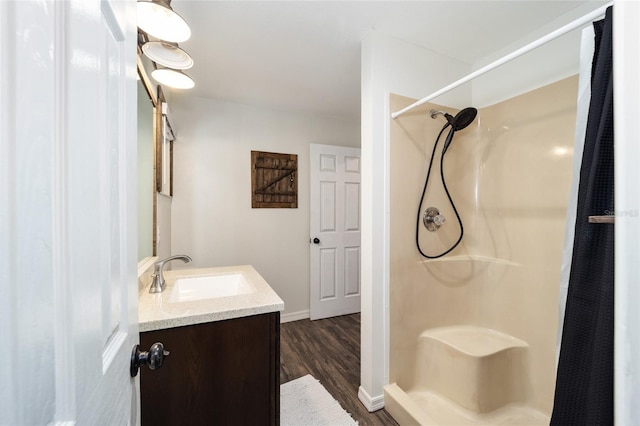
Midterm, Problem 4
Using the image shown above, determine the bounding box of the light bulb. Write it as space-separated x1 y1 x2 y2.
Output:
142 42 193 70
151 68 195 89
137 0 191 43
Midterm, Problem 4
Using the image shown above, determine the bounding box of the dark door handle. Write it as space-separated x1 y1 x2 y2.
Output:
312 238 320 244
130 342 170 377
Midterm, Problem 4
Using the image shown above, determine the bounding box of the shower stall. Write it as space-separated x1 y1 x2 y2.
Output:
385 76 579 424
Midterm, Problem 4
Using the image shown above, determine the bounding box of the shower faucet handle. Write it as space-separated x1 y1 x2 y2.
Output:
423 207 445 232
433 214 446 226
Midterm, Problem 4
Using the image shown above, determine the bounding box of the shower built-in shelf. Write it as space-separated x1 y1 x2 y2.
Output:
385 326 549 425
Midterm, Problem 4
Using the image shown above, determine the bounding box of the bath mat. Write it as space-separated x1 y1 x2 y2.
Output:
281 374 358 426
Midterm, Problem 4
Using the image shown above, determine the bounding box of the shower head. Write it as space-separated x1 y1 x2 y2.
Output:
440 107 478 154
430 107 478 131
451 107 477 131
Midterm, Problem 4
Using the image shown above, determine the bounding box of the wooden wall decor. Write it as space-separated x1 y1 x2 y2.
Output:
251 151 298 208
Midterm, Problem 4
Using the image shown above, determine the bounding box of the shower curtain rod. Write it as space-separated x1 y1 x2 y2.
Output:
391 1 613 119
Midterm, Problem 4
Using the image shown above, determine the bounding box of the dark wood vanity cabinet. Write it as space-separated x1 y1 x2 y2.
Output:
140 312 280 426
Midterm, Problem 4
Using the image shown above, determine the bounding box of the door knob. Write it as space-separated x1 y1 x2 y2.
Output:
312 237 320 244
130 342 170 377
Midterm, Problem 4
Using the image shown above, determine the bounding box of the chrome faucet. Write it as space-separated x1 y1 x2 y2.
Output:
149 254 192 293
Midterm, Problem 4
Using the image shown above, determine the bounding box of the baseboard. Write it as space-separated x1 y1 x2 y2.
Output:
280 309 310 323
358 385 385 412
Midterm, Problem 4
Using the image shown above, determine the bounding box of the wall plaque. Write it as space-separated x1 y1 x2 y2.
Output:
251 151 298 208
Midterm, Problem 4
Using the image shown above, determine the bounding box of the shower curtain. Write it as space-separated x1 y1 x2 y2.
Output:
551 6 614 425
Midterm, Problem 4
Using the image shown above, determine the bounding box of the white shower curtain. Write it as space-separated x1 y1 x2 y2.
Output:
556 26 596 363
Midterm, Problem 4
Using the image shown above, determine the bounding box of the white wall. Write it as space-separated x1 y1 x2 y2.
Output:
169 94 359 320
472 1 610 106
360 30 471 411
156 194 172 260
613 2 640 422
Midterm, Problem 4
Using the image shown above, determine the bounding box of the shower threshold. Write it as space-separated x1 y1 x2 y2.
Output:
384 384 548 425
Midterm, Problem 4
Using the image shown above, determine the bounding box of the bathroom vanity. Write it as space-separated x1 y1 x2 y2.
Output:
137 265 284 425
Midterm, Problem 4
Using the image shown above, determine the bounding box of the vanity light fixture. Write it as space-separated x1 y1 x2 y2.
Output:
137 0 191 43
142 41 193 70
151 67 195 90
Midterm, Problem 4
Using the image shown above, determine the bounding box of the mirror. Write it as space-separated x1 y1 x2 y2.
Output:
137 79 154 260
137 52 173 261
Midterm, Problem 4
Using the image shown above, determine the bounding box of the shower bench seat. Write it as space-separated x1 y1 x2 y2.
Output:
416 326 528 413
385 325 549 425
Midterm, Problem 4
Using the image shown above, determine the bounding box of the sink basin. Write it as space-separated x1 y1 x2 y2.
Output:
168 273 255 303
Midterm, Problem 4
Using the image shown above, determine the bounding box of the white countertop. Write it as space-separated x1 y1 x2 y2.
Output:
138 265 284 332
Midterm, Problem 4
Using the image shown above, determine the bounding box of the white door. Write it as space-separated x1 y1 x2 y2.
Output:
310 144 361 320
0 1 139 424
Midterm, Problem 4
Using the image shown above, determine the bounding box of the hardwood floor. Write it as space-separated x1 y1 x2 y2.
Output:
280 314 399 426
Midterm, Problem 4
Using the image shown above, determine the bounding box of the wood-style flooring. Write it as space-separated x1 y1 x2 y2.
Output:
280 314 399 426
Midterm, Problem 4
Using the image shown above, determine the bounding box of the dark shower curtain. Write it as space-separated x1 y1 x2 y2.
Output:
551 6 614 425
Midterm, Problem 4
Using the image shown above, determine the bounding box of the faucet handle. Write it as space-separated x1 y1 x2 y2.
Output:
423 207 446 232
149 255 192 294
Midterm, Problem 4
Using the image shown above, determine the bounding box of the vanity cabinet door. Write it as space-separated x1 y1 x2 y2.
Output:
140 312 280 426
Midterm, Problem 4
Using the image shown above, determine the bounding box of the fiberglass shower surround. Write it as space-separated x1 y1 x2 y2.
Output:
387 77 580 425
415 107 477 258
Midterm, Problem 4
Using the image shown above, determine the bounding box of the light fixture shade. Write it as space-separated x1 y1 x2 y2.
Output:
151 68 195 89
142 42 193 70
137 0 191 43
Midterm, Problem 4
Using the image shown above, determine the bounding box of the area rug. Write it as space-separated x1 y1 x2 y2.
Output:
281 374 358 425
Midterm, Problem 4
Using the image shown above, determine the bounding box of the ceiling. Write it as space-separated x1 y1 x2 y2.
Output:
169 1 606 120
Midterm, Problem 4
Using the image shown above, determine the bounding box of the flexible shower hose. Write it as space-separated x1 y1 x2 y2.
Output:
415 124 465 259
